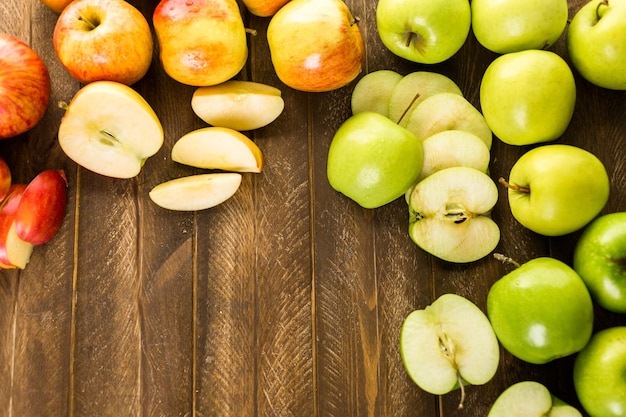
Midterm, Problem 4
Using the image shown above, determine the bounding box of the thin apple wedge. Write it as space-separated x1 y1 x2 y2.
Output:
172 127 263 173
0 185 35 269
15 170 68 245
149 173 242 211
58 81 164 179
191 80 285 131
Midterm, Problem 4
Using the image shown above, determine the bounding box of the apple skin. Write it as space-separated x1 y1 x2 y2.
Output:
480 50 576 146
567 0 626 90
154 0 248 87
487 257 594 365
573 212 626 313
0 33 51 139
0 184 35 269
573 326 626 417
327 112 423 209
267 0 365 92
0 156 11 202
471 0 568 54
376 0 471 64
503 144 610 236
54 0 153 86
15 170 68 245
242 0 291 17
39 0 74 13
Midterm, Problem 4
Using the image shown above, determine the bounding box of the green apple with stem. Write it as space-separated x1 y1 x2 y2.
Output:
500 144 610 236
573 212 626 313
408 166 500 263
376 0 471 64
480 50 576 146
487 256 594 364
488 381 583 417
573 326 626 417
567 0 626 90
400 293 500 410
471 0 568 54
327 112 423 209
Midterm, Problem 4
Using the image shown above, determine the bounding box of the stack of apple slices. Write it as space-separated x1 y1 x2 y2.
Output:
350 69 500 263
0 157 68 269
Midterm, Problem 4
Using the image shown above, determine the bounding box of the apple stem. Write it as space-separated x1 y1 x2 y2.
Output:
77 12 98 30
457 372 466 410
350 16 361 27
596 0 609 20
493 253 521 268
58 101 70 112
498 177 530 193
245 28 258 36
396 92 421 125
405 32 416 48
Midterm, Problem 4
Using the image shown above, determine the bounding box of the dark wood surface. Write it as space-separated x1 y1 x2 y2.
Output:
1 0 625 416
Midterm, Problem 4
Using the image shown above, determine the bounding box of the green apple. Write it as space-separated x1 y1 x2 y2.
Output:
487 257 594 364
327 112 423 209
567 0 626 90
408 166 500 263
471 0 568 54
350 70 403 117
400 293 500 409
480 50 576 146
500 144 610 236
573 326 626 417
573 212 626 313
488 381 583 417
376 0 471 64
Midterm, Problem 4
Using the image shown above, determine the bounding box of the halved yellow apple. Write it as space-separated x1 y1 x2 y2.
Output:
172 127 263 173
149 173 242 211
191 80 284 131
58 81 164 179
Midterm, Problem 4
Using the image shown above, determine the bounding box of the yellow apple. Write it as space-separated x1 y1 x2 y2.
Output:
153 0 248 87
57 81 164 179
242 0 291 16
53 0 153 85
267 0 365 92
149 173 242 211
172 127 263 173
191 80 284 131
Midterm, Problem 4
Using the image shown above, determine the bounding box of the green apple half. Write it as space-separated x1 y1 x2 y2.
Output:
573 326 626 417
488 381 583 417
327 112 423 209
501 144 610 236
400 293 499 409
408 166 500 263
487 257 594 364
573 212 626 313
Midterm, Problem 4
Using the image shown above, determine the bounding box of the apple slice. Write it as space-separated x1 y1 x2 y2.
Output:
191 80 285 131
15 170 68 245
401 293 500 409
58 81 164 179
172 127 263 173
149 173 242 211
408 166 500 263
488 381 583 417
0 185 35 269
0 156 12 202
405 92 493 149
388 71 463 126
350 69 403 117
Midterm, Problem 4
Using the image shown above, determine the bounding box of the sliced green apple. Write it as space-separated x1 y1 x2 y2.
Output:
58 81 164 179
401 293 500 409
488 381 583 417
191 80 285 131
350 69 403 117
149 173 242 211
408 166 500 263
171 127 263 173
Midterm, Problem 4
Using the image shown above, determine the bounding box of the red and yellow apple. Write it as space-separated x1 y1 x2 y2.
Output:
153 0 248 86
0 185 34 269
242 0 291 17
267 0 365 92
53 0 153 85
0 156 11 202
39 0 74 14
0 33 51 139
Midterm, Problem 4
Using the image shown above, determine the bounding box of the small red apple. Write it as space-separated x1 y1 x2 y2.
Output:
15 170 68 245
0 33 51 139
0 184 34 269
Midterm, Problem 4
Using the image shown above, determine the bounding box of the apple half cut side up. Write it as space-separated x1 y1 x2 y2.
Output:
0 185 35 269
149 173 242 212
57 81 164 179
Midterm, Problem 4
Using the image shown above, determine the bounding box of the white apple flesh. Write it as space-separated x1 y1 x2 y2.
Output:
350 69 403 117
149 173 242 211
488 381 583 417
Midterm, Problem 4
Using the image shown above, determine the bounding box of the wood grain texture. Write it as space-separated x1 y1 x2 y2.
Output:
0 0 625 416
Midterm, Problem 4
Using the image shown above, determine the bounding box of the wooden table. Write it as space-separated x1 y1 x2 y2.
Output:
1 1 625 416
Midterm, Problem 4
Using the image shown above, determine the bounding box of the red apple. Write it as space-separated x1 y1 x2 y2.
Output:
0 33 51 139
15 170 68 245
53 0 153 85
0 156 11 202
0 184 34 269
